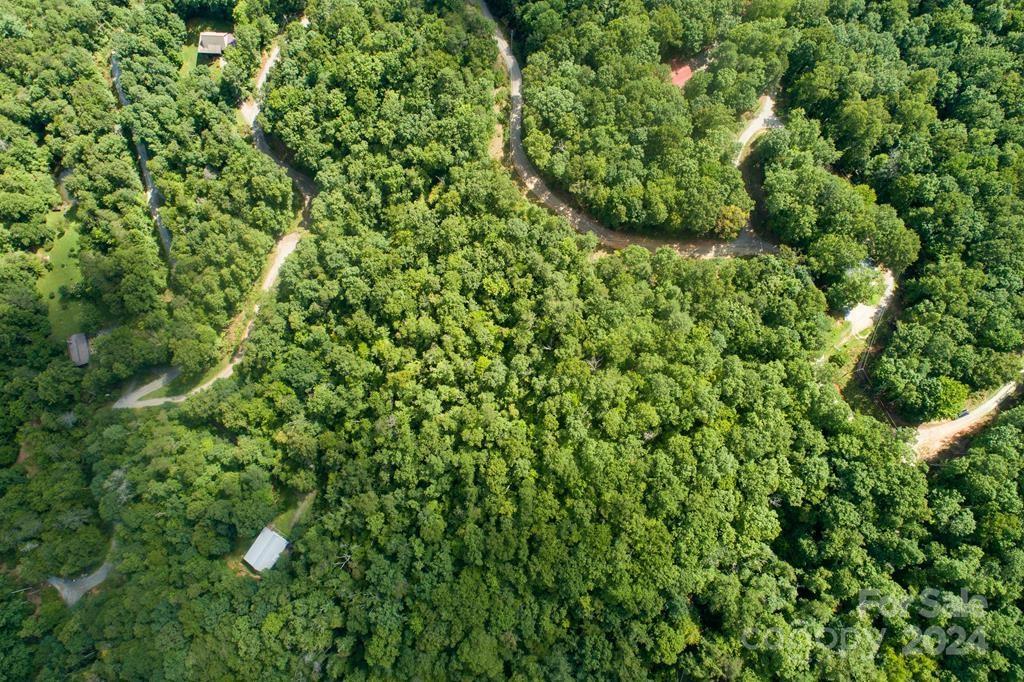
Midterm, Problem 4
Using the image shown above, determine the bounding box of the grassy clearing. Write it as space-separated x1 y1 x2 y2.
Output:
271 491 315 537
36 218 89 340
824 317 903 427
179 16 233 81
815 318 852 364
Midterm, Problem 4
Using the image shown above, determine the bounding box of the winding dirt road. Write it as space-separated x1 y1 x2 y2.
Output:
473 2 1024 460
115 22 313 410
915 377 1022 460
114 232 301 408
112 7 1014 459
474 0 776 259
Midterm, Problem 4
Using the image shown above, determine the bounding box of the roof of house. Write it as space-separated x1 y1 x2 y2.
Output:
67 333 90 366
243 527 288 572
197 31 236 55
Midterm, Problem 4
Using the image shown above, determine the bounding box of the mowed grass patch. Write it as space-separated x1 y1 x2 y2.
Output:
36 217 88 340
180 16 233 80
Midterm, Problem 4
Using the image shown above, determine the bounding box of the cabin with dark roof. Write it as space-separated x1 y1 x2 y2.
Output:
67 333 90 366
197 31 236 56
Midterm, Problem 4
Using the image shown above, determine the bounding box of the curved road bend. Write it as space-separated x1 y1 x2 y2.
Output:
735 95 781 165
472 0 776 259
116 21 314 409
840 269 896 348
115 10 1016 462
916 377 1022 460
48 539 116 606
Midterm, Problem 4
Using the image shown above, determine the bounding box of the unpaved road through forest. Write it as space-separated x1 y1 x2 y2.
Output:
916 378 1021 460
474 0 777 259
48 540 115 606
472 1 1023 460
115 21 312 409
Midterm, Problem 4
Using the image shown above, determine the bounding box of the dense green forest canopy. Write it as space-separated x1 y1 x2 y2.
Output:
771 0 1024 421
494 0 1024 421
0 0 1023 679
494 0 760 237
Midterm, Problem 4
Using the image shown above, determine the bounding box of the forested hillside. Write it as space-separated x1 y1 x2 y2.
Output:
114 1 295 377
0 0 169 458
1 0 1023 679
492 0 758 236
496 0 1024 422
775 0 1024 420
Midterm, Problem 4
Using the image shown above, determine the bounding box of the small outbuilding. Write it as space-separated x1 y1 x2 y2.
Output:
67 333 90 366
243 527 288 572
197 31 236 56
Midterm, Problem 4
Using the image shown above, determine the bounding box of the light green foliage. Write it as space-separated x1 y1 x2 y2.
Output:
757 111 918 310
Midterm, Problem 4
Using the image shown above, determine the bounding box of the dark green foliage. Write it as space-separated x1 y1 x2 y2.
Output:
503 0 758 237
0 254 54 464
172 0 235 20
2 0 1024 680
0 575 33 682
775 0 1024 419
103 0 295 378
0 0 173 395
0 424 107 581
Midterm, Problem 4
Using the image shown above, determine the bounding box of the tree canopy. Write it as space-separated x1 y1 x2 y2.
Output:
1 0 1023 679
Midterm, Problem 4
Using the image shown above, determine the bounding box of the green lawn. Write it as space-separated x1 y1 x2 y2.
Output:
36 217 88 340
271 491 315 537
179 16 234 81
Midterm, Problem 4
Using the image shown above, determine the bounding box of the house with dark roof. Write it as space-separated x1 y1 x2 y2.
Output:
67 333 90 366
197 31 236 56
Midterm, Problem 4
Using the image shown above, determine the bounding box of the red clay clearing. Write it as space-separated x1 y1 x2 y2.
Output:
669 59 694 88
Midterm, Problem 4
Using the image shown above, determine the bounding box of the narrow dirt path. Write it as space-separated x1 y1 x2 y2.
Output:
734 95 782 165
473 0 776 259
838 270 896 349
110 55 173 260
115 21 313 410
114 234 302 408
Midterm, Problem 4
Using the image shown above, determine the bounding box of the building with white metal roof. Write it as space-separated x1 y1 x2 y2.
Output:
243 527 288 572
197 31 236 56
